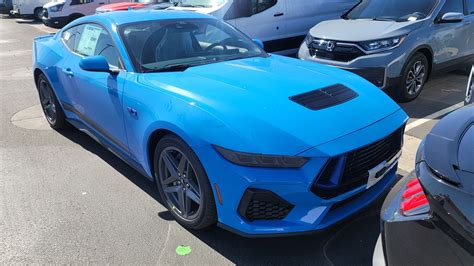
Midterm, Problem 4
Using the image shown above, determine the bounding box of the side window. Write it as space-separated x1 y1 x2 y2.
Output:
254 0 277 14
438 0 464 16
224 0 277 20
467 0 474 14
62 25 83 51
76 24 120 68
70 0 93 5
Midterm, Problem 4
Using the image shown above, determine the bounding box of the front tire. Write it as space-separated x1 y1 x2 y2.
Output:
154 135 217 230
36 74 67 130
393 52 429 102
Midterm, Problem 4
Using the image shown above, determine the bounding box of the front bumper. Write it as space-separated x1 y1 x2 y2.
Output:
298 43 405 90
379 163 474 265
195 109 407 236
42 13 68 28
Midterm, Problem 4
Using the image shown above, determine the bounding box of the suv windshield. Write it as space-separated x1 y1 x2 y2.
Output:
345 0 438 21
120 18 266 73
172 0 225 8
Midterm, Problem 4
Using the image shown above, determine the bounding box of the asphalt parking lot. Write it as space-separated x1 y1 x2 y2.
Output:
0 15 469 265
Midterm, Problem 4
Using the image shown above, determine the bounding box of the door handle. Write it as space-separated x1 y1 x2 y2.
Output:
273 12 284 17
62 68 74 77
127 107 138 117
98 2 105 4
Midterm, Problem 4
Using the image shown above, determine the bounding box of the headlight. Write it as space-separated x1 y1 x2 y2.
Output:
49 3 64 12
213 145 308 168
304 33 314 46
359 36 406 53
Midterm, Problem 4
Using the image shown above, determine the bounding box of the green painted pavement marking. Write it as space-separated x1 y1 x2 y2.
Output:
176 245 192 256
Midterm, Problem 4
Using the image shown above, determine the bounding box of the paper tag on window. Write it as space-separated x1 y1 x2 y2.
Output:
77 24 102 56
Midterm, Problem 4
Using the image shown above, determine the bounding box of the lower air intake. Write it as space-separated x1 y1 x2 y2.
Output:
238 189 294 221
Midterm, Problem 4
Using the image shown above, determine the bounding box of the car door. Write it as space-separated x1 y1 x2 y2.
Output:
432 0 470 65
61 23 129 153
283 0 357 41
223 0 286 52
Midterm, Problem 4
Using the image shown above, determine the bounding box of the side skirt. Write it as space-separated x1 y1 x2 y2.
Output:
61 104 152 181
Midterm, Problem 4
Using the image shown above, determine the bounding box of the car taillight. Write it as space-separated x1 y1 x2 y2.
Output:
400 178 430 216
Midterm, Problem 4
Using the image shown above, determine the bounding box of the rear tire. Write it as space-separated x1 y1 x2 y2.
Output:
153 135 217 230
33 7 43 21
36 74 67 130
392 52 429 102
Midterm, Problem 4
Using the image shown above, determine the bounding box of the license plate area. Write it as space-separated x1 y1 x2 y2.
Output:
366 151 401 189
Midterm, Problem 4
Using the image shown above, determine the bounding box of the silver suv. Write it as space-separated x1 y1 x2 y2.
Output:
298 0 474 102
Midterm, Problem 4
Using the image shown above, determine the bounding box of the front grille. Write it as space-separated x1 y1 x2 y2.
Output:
238 189 294 221
312 127 403 199
290 84 358 110
308 42 365 62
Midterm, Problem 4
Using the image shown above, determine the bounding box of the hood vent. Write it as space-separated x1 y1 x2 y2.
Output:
290 84 358 110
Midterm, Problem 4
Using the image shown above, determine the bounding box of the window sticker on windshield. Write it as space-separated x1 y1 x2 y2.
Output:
77 24 102 56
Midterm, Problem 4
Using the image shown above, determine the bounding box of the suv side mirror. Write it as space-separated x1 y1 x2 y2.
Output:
79 55 119 74
438 12 464 23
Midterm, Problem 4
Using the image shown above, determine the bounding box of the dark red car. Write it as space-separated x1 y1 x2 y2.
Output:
95 0 171 13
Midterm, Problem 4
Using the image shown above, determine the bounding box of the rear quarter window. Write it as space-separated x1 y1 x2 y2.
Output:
61 25 84 51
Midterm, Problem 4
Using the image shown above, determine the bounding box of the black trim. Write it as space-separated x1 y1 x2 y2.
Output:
290 84 358 110
62 103 129 153
263 35 305 53
432 54 474 73
237 188 294 221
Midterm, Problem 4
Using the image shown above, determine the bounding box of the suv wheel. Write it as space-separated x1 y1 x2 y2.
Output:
33 7 43 21
153 135 217 230
394 52 429 102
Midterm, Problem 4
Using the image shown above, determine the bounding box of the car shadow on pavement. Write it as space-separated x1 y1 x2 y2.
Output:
15 19 43 25
57 127 387 266
56 127 164 206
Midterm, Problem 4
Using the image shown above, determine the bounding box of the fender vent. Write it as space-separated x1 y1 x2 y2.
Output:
290 84 358 110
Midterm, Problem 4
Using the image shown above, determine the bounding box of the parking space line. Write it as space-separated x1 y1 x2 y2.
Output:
405 102 464 131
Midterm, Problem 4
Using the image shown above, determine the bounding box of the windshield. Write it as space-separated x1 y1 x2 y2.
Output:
120 18 266 73
172 0 225 8
345 0 438 21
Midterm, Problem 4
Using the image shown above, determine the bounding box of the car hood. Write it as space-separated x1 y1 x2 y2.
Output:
309 19 423 42
44 0 64 8
96 2 144 11
424 105 474 190
138 55 402 155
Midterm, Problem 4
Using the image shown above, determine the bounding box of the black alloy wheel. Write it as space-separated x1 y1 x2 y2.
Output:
154 135 217 230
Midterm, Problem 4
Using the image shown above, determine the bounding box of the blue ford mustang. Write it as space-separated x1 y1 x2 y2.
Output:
33 10 408 236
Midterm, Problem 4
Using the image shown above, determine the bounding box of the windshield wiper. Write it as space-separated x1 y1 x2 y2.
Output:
144 63 194 73
372 17 397 21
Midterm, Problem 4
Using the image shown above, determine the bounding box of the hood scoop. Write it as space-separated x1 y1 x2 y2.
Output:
290 84 358 110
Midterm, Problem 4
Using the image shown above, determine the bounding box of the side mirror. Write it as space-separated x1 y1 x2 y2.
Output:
252 38 264 49
79 55 119 74
438 12 464 23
